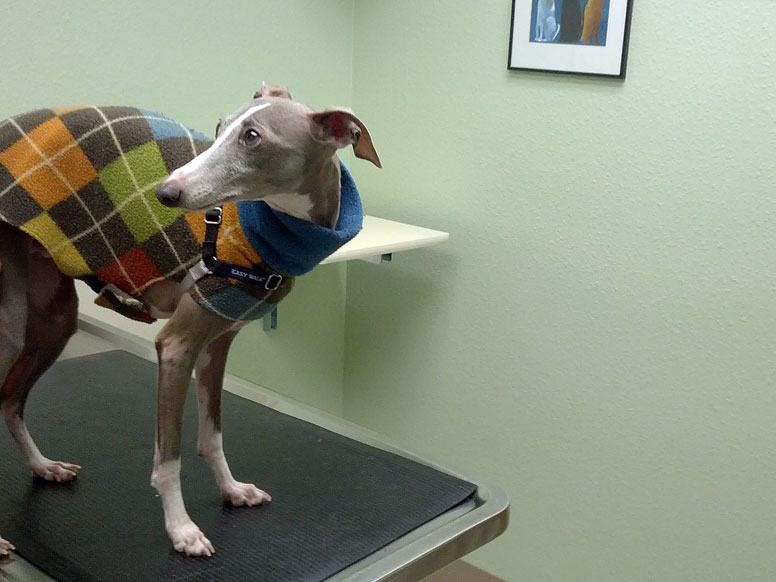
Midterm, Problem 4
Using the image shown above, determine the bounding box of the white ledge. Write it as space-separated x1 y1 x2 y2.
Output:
321 215 449 264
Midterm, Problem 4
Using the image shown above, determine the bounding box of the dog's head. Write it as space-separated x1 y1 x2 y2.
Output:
156 86 380 223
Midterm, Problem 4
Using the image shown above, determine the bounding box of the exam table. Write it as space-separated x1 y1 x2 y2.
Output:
0 319 508 581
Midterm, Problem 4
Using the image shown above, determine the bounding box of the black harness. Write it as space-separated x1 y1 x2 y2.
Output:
202 207 283 291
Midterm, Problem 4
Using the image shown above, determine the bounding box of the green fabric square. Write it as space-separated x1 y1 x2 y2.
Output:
98 141 181 242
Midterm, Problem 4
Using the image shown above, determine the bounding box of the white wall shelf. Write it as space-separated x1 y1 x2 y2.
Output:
321 215 449 265
263 216 449 329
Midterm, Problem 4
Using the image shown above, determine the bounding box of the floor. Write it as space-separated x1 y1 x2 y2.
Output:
423 560 504 581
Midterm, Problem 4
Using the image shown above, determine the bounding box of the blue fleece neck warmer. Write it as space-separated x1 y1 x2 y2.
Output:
236 162 363 276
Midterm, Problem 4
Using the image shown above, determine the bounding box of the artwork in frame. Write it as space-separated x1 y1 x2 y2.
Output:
508 0 634 78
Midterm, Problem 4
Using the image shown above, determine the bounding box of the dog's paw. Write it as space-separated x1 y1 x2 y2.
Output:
0 535 15 556
31 460 81 482
221 481 272 507
170 523 215 557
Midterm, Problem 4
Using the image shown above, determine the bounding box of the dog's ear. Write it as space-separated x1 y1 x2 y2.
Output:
253 83 293 100
310 107 381 168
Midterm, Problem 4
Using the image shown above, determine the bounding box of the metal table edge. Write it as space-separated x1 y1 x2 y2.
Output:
335 485 509 581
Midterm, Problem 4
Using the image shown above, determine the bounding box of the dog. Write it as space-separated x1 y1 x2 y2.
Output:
534 0 560 43
0 85 380 557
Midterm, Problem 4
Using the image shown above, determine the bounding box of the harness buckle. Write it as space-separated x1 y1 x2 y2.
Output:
204 207 223 225
265 274 283 291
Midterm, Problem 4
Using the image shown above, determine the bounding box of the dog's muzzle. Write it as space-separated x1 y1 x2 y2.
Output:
156 180 183 207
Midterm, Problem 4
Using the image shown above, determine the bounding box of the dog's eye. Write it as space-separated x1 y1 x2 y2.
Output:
215 120 222 137
240 128 261 147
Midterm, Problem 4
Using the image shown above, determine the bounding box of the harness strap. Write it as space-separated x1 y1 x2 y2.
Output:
175 206 284 303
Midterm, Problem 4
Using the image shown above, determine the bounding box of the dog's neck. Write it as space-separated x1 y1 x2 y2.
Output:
261 156 342 229
262 194 316 223
236 161 362 277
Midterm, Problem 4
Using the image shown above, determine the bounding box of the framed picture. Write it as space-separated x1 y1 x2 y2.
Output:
508 0 634 78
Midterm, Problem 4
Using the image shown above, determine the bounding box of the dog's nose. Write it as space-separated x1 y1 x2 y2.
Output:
156 180 183 207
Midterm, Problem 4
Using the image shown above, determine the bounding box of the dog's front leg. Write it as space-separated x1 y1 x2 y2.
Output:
195 327 272 507
151 295 234 557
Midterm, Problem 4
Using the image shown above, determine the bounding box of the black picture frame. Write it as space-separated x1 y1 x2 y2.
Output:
508 0 634 78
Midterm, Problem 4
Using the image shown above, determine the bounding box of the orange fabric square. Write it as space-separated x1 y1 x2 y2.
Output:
18 166 73 209
51 144 97 192
185 210 206 242
0 117 97 209
27 118 74 156
0 132 44 178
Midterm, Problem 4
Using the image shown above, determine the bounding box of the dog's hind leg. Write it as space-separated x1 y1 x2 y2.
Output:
0 225 29 403
0 224 29 556
195 327 271 507
1 236 80 483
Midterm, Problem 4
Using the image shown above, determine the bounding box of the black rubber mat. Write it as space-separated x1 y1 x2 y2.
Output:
0 350 476 581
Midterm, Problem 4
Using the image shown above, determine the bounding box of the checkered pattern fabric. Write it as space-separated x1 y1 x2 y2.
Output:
0 106 289 322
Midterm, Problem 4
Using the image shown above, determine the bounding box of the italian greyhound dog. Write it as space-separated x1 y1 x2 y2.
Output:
0 85 380 557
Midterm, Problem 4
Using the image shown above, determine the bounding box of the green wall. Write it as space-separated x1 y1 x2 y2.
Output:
0 0 356 415
345 1 776 580
4 1 776 580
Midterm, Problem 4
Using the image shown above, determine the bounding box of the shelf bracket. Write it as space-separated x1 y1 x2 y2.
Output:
359 253 393 265
262 307 278 332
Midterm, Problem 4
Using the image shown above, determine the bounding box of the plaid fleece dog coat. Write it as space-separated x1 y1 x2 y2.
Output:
0 106 363 322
